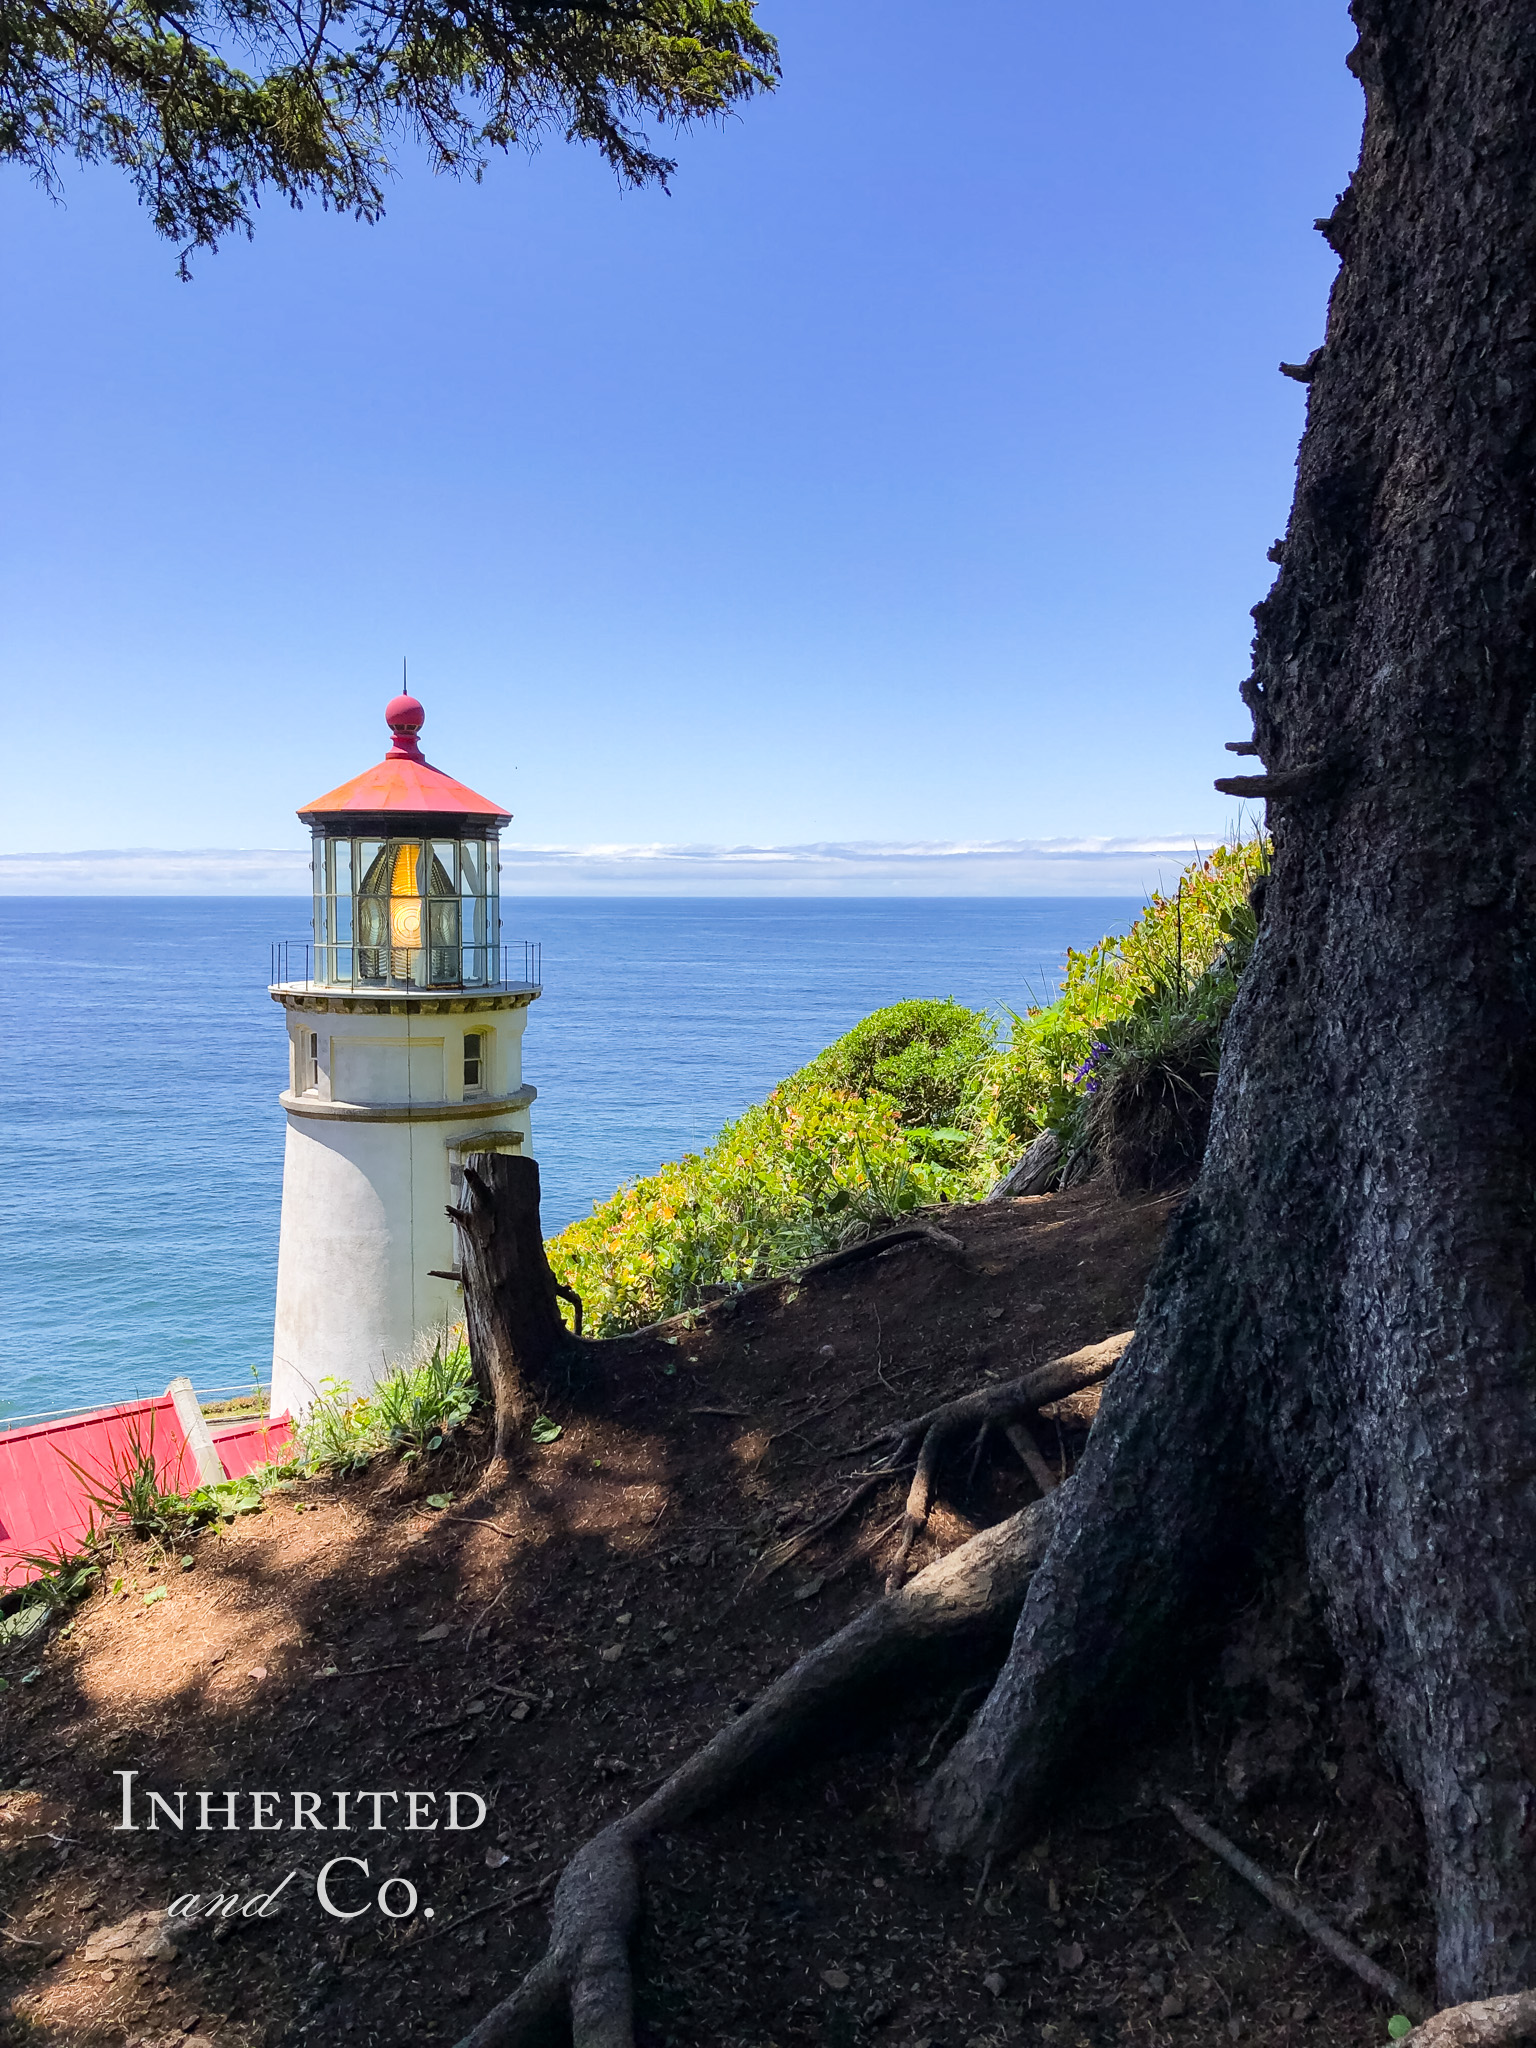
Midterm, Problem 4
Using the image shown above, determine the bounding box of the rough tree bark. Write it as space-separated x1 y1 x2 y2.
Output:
450 1154 575 1460
924 0 1536 2006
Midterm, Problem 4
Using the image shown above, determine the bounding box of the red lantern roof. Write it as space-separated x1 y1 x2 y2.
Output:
298 695 511 825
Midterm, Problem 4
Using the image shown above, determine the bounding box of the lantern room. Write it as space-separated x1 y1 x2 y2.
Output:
295 692 513 991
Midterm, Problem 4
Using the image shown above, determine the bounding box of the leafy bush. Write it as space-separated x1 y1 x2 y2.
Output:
801 999 996 1128
1046 839 1269 1188
181 1475 268 1520
546 839 1270 1331
548 1079 970 1335
294 1379 379 1474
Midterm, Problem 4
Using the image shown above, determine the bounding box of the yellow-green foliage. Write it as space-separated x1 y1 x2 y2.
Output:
548 1079 965 1336
990 837 1270 1150
546 840 1269 1334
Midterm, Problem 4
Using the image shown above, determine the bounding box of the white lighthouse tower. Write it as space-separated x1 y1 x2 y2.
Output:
269 693 539 1420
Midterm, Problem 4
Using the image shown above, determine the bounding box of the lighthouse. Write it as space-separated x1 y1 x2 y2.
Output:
269 694 539 1420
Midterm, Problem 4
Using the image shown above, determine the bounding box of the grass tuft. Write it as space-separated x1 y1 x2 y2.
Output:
291 1328 477 1475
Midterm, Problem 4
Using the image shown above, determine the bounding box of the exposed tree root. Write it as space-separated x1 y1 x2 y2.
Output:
870 1331 1133 1470
798 1222 966 1282
753 1471 899 1580
919 1241 1250 1863
871 1333 1132 1591
1004 1418 1058 1494
453 1496 1060 2048
1401 1994 1536 2045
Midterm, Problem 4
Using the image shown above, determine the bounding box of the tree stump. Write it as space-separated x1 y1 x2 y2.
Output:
449 1153 570 1462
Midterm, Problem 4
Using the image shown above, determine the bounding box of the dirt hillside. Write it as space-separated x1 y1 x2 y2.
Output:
0 1185 1431 2048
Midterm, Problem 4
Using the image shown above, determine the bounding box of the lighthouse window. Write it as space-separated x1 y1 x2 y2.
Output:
308 1032 320 1090
463 1034 483 1091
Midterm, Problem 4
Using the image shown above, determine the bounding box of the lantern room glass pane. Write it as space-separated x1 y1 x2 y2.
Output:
356 839 395 984
427 896 460 984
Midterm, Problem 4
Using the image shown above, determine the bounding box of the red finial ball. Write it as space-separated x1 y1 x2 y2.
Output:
385 693 426 761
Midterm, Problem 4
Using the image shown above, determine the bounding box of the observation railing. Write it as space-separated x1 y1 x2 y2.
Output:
269 940 541 994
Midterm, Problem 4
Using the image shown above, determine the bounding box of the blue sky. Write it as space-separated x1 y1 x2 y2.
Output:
0 0 1362 890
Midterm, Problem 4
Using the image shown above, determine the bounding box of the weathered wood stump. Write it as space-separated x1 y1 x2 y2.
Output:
449 1153 571 1461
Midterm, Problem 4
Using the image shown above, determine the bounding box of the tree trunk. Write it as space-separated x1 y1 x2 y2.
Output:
926 0 1536 2006
451 1153 571 1461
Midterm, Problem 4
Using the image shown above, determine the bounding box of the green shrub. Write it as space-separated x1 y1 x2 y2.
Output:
548 1078 968 1335
181 1475 268 1520
1047 839 1269 1188
800 998 996 1128
293 1378 379 1474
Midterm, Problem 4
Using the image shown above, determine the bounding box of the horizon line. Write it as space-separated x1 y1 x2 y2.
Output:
0 832 1244 899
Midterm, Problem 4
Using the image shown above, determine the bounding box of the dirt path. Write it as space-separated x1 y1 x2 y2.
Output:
0 1186 1432 2048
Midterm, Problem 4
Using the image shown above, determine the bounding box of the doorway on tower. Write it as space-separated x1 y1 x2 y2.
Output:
447 1130 525 1204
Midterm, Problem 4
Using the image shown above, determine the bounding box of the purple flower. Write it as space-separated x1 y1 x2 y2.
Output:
1071 1040 1112 1090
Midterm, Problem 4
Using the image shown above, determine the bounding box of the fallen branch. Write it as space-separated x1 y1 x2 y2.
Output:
455 1495 1060 2048
1398 1992 1536 2045
447 1515 521 1541
1163 1794 1427 2021
798 1224 966 1283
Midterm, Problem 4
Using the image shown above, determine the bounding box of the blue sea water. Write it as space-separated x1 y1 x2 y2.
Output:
0 896 1139 1422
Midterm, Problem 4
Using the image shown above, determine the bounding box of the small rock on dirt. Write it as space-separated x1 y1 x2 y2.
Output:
821 1968 850 1990
83 1912 180 1964
417 1624 451 1643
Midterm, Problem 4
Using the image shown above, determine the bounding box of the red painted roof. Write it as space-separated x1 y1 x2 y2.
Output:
298 695 511 824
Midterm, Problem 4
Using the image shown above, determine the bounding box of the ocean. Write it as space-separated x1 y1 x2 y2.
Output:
0 896 1139 1421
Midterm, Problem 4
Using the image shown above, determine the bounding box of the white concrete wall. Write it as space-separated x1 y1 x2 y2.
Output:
270 994 535 1421
287 1004 529 1107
